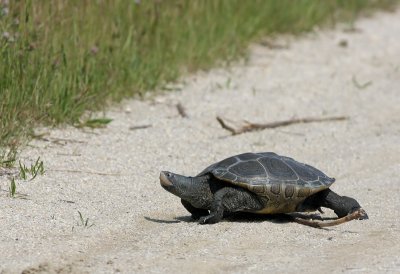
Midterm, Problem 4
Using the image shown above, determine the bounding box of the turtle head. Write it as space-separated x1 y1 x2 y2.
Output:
160 171 212 208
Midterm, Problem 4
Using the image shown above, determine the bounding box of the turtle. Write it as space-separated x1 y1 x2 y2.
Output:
160 152 368 227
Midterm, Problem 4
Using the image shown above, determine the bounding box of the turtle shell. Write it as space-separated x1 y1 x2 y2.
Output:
198 152 335 214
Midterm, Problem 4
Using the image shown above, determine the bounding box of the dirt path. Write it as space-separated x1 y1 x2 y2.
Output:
1 10 399 274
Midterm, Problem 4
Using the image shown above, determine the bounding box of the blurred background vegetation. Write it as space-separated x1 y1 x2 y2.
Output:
0 0 397 162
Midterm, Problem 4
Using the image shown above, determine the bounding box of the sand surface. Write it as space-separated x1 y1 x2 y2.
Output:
1 10 400 274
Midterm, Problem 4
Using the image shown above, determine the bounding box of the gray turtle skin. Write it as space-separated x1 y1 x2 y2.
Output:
160 152 368 224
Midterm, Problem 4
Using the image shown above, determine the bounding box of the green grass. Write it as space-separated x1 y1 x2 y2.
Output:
76 211 94 229
9 177 16 198
0 0 397 156
19 156 45 180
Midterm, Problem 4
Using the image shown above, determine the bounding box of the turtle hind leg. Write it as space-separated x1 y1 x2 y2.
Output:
181 199 209 220
317 189 368 219
199 187 263 225
296 189 368 228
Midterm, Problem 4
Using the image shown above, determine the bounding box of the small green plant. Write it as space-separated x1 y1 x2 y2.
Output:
19 161 27 180
9 177 16 198
77 211 94 228
5 176 28 199
30 157 45 180
19 157 45 180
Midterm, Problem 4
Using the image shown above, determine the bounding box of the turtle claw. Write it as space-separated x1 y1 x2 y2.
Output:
199 215 213 224
199 216 209 224
199 214 221 224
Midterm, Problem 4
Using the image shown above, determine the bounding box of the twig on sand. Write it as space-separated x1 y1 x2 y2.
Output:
32 134 87 146
49 169 122 176
292 208 366 228
129 125 152 131
59 199 76 204
176 102 189 118
217 115 349 135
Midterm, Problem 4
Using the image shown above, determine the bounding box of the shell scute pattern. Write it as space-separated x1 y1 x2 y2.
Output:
206 153 334 194
285 160 319 182
249 184 267 194
197 156 237 177
216 170 237 182
281 156 334 185
229 160 266 179
284 185 296 198
237 152 260 161
270 183 281 195
215 156 238 169
258 156 298 181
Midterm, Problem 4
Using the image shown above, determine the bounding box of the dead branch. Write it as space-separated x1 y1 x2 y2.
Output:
217 115 349 135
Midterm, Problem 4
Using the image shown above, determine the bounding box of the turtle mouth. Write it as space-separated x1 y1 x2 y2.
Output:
160 171 173 187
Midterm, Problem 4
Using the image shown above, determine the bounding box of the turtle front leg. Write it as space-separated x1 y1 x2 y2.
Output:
198 189 226 224
181 199 209 220
199 187 263 224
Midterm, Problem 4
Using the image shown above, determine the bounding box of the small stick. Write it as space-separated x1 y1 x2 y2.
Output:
217 115 349 135
176 103 188 118
49 169 122 176
59 199 75 204
293 208 366 228
56 153 82 157
32 134 87 145
129 125 152 131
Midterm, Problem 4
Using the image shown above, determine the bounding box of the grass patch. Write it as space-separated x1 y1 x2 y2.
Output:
2 157 44 199
0 0 397 152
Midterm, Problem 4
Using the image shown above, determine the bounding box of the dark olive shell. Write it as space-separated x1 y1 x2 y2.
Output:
198 152 334 200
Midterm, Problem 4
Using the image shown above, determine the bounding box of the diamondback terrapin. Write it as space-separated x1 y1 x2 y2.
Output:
160 152 368 227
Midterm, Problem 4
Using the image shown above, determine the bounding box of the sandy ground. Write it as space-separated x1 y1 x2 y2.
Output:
1 10 400 274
